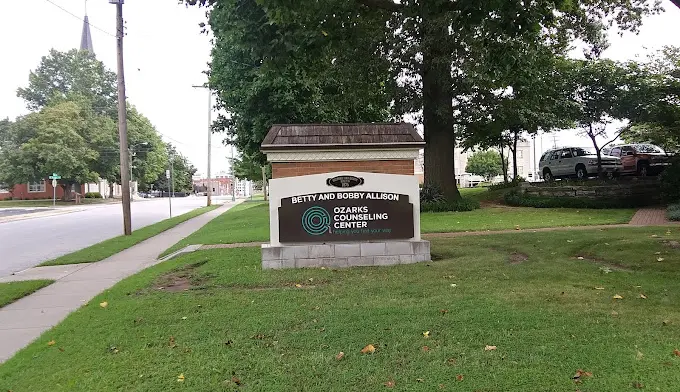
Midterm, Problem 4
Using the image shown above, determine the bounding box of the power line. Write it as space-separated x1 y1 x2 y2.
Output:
44 0 116 38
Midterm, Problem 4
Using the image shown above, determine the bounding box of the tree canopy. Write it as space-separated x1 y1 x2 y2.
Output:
465 150 504 181
17 49 117 118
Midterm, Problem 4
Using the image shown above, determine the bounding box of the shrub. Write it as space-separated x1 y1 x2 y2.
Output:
419 184 446 203
421 197 480 212
660 157 680 202
503 189 650 209
84 192 102 199
667 203 680 221
488 181 520 192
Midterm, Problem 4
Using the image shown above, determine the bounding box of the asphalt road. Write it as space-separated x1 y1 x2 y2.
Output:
0 196 225 277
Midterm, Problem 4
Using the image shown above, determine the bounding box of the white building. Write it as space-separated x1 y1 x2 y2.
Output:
414 139 536 187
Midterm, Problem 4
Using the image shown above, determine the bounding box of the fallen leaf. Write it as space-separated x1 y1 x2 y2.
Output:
177 373 185 382
224 340 233 346
99 301 108 308
423 331 430 338
567 240 573 243
651 234 659 238
450 283 457 287
361 344 376 354
169 336 176 348
515 225 520 230
657 257 665 262
439 384 445 389
673 349 680 357
577 256 584 260
636 350 644 360
47 340 56 346
632 381 644 389
416 378 424 383
639 294 647 299
335 351 345 360
58 347 65 352
613 294 623 299
663 320 671 326
321 30 328 37
295 284 302 288
595 287 605 290
422 346 430 352
181 316 188 320
231 376 242 386
611 310 619 317
308 278 313 282
384 380 395 388
484 345 497 351
456 374 464 381
655 252 662 255
439 309 449 315
447 357 457 365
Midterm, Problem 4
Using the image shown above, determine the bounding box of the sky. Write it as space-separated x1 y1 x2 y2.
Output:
1 1 680 177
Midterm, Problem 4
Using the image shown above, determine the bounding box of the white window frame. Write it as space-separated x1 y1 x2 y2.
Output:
517 150 523 159
518 166 524 175
28 181 46 193
0 184 9 194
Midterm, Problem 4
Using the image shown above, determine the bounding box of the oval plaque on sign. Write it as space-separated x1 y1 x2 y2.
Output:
326 175 364 188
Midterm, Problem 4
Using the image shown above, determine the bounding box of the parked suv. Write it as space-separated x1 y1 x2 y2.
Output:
601 144 670 176
539 147 622 181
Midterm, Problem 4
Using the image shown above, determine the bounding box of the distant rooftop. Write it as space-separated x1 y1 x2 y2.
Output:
261 123 425 151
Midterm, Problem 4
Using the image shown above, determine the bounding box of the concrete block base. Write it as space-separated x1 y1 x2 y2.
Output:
261 240 431 269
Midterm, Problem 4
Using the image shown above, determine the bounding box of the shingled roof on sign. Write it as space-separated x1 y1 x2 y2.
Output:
261 123 424 150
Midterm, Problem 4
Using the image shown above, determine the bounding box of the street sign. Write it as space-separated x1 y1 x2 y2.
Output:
48 173 60 207
165 170 170 179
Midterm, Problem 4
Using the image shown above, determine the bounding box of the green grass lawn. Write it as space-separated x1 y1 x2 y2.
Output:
40 205 220 266
163 200 634 254
421 206 635 233
161 201 269 256
3 226 680 391
0 199 118 208
0 280 53 308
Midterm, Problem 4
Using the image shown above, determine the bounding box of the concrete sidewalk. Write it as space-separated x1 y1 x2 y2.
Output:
0 202 238 363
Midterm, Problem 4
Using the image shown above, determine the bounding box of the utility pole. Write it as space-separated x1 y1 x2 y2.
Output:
111 0 131 235
231 144 236 202
192 84 212 207
167 152 173 218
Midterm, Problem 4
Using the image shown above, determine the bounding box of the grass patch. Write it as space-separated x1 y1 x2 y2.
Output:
164 201 634 252
40 205 220 266
421 206 635 233
3 227 680 391
0 280 53 308
161 201 269 257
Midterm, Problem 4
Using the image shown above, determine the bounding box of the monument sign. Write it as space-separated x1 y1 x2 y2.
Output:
260 123 430 269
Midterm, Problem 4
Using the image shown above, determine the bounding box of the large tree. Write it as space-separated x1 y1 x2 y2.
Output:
0 101 117 200
186 0 660 201
17 49 117 118
152 144 197 194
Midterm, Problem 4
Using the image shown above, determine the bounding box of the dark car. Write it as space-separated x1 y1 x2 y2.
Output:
602 144 671 176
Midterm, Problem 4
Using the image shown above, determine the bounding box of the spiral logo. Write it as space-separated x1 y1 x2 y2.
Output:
301 206 331 236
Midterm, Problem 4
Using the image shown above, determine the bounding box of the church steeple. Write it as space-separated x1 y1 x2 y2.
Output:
80 1 94 54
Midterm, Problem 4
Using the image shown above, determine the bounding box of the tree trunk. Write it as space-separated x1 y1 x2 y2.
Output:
421 6 460 201
261 165 268 201
60 183 72 201
498 145 508 183
109 182 115 199
587 124 604 178
511 128 519 181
